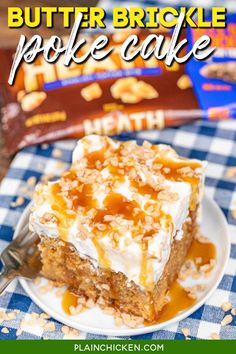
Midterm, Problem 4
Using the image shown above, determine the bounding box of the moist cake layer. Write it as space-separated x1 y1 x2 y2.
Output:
30 135 205 290
39 209 197 321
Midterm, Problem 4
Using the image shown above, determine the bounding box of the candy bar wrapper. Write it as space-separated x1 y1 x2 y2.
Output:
1 15 236 156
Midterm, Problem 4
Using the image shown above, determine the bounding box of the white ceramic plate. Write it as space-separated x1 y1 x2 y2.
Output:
15 195 230 336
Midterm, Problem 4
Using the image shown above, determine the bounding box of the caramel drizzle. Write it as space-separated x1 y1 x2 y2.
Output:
92 237 111 269
50 183 75 242
50 172 97 241
140 250 149 288
86 148 106 169
139 210 172 288
50 171 111 268
49 143 202 288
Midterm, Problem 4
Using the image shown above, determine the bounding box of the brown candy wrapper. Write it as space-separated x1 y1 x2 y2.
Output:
0 30 200 156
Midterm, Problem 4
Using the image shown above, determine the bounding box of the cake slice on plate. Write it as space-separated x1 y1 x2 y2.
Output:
30 135 206 322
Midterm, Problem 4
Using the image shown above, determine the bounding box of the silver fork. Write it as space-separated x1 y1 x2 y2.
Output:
0 224 42 294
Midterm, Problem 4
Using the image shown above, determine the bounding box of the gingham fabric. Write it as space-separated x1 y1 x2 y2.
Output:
0 121 236 340
0 0 236 341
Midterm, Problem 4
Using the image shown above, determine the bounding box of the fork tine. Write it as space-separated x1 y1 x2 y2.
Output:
20 232 39 248
11 224 29 244
15 231 39 249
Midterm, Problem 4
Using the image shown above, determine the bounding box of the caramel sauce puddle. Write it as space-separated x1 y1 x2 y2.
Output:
62 237 216 326
187 238 216 267
62 290 79 315
147 237 216 325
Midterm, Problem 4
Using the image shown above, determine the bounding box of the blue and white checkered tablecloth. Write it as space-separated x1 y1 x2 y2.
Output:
0 121 236 340
0 0 236 341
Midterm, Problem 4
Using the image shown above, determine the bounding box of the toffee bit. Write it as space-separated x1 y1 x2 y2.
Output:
104 307 115 315
61 325 80 337
115 316 123 327
44 321 56 332
181 327 190 337
86 298 95 308
221 314 233 326
221 301 232 312
39 212 57 224
1 327 9 334
231 209 236 220
10 196 25 208
40 174 55 183
210 332 220 340
225 167 236 179
56 289 65 297
52 148 62 158
61 325 69 335
27 176 37 186
33 277 42 285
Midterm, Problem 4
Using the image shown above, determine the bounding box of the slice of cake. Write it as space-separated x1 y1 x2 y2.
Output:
30 135 206 322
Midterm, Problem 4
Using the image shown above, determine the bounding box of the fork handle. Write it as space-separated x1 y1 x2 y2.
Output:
0 269 16 295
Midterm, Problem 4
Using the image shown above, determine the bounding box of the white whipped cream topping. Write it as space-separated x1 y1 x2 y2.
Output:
30 135 205 288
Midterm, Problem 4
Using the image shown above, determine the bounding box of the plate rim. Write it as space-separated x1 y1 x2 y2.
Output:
17 195 231 337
